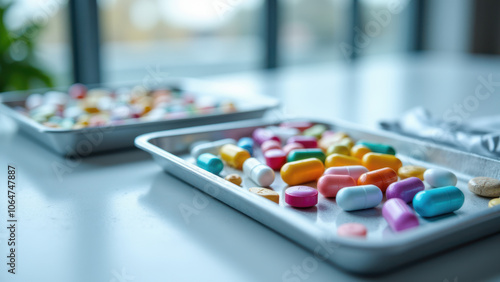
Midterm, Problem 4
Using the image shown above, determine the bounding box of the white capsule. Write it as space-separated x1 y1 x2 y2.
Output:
266 126 300 144
190 138 236 159
336 185 383 211
243 158 275 187
424 168 457 188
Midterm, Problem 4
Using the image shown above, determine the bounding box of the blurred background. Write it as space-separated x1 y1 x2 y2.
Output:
2 0 497 92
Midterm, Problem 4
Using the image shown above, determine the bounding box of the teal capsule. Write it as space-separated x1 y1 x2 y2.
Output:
238 137 254 156
413 186 464 217
197 153 224 175
303 124 328 139
356 140 396 155
287 149 326 163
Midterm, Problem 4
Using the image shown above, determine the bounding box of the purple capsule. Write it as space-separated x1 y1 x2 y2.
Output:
382 198 419 232
386 177 425 203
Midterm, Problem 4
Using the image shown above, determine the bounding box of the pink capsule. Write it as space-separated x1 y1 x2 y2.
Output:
287 136 317 149
252 128 280 145
69 83 87 99
324 165 369 182
382 198 419 232
337 223 367 238
264 149 287 170
317 175 356 198
283 142 304 155
280 121 313 132
261 140 281 153
285 186 318 208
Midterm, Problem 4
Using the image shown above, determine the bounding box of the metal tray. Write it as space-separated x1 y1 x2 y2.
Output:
134 118 500 274
0 79 279 156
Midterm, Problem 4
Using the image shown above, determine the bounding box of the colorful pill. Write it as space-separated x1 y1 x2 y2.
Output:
398 165 426 180
283 142 304 155
489 198 500 208
317 175 356 198
243 158 275 187
350 144 371 159
337 137 355 150
280 121 313 132
318 132 349 151
261 139 281 153
303 124 328 139
356 140 396 155
237 137 254 156
323 165 368 182
336 185 383 211
325 154 361 168
382 198 419 232
190 138 236 159
196 153 224 175
280 158 324 186
249 187 279 204
252 128 280 145
220 144 251 169
225 174 242 186
386 177 425 203
413 186 465 217
468 177 500 197
357 167 398 192
362 152 402 171
326 144 350 156
287 149 326 163
266 126 300 143
264 149 287 170
337 223 367 238
287 136 318 149
285 186 318 208
424 168 457 188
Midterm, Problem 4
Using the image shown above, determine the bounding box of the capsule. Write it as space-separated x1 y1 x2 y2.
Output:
356 140 396 155
423 168 457 188
266 126 300 143
280 158 324 186
303 124 328 139
386 177 425 203
280 121 313 132
362 152 402 171
357 167 398 192
283 142 304 155
318 132 349 151
287 136 318 149
350 144 371 159
382 198 419 232
261 139 281 153
325 154 361 168
252 128 280 145
398 165 426 180
326 144 349 156
323 165 368 182
287 149 326 163
190 138 236 159
196 153 224 175
413 186 464 217
243 158 275 187
220 144 251 169
317 174 356 198
337 137 355 150
264 149 287 170
237 137 254 156
336 185 383 211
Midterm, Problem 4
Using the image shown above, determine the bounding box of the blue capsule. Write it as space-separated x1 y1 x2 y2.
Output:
238 137 254 156
413 186 464 217
197 153 224 175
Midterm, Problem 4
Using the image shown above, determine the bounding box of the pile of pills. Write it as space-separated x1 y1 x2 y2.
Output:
16 84 237 129
191 121 500 238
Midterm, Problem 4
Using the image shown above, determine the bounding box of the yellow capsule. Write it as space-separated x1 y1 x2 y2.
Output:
220 144 250 170
281 158 324 186
362 152 402 171
249 187 279 204
350 144 371 159
225 174 242 186
325 154 361 168
398 165 426 180
326 144 350 156
318 132 349 151
338 137 355 149
489 198 500 208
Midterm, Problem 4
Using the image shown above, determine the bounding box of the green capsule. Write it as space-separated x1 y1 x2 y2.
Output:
303 124 328 139
356 140 396 155
287 149 326 163
326 144 349 156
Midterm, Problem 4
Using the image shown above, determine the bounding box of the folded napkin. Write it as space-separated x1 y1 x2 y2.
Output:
380 107 500 159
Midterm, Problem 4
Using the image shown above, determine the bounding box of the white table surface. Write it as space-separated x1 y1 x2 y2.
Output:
1 53 500 282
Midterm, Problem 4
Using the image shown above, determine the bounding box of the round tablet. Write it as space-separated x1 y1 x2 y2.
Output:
337 223 367 238
285 186 318 208
225 174 242 186
468 177 500 197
